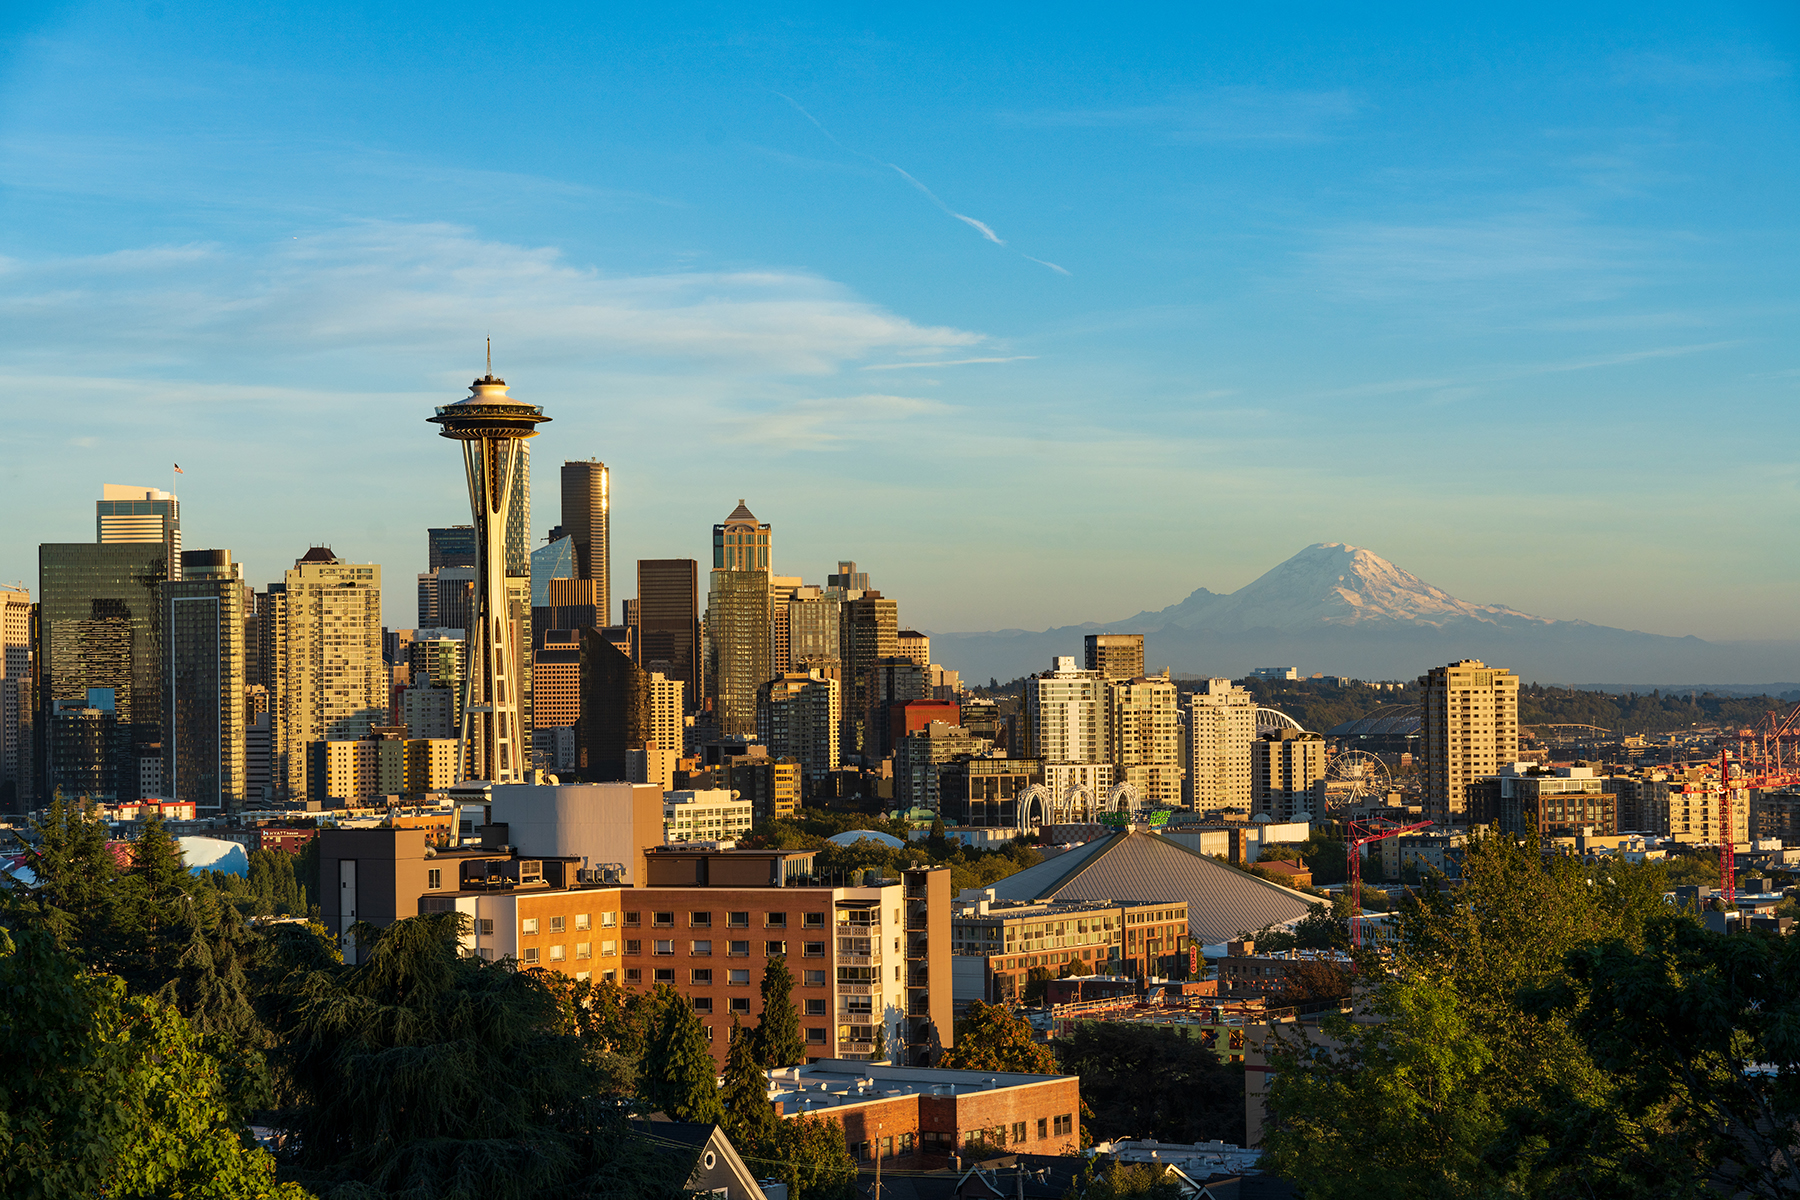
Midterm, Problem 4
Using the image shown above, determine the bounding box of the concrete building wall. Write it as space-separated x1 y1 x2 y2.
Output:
487 781 665 885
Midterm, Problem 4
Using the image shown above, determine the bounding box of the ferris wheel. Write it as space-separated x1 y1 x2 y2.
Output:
1321 751 1391 812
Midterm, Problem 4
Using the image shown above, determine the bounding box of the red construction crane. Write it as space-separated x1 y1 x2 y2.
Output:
1347 817 1433 947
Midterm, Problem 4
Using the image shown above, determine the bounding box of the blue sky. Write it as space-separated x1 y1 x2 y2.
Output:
2 2 1796 641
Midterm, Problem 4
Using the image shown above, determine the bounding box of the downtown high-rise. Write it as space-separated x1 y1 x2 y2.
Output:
162 550 247 811
560 459 610 624
706 501 771 738
267 548 384 800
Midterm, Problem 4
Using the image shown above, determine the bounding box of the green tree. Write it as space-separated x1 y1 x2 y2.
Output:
282 913 685 1199
770 1113 857 1200
1067 1160 1184 1200
755 954 805 1068
1054 1023 1244 1145
0 928 310 1200
939 1001 1055 1073
4 794 124 959
721 1017 778 1151
531 969 640 1097
1536 912 1800 1199
641 986 726 1124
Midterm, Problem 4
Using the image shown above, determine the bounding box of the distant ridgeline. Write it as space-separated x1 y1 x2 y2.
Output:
1232 676 1799 737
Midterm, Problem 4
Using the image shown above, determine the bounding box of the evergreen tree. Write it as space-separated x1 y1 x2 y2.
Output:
754 954 805 1068
641 986 726 1124
721 1017 777 1150
5 794 123 961
283 913 686 1199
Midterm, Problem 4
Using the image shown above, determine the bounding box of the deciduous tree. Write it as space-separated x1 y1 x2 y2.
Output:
939 1001 1054 1073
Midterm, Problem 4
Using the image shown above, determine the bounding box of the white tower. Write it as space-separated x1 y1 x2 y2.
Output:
429 366 550 784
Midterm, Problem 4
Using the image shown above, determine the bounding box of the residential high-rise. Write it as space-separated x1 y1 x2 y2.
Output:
637 559 701 708
1254 729 1327 822
0 585 32 810
1022 657 1106 764
429 370 549 784
758 669 841 787
896 629 931 671
1419 659 1520 825
895 721 991 814
649 672 683 755
434 568 476 634
560 461 610 623
1186 678 1257 811
97 484 181 580
1084 633 1144 682
769 575 803 676
1106 671 1183 811
427 526 477 571
38 541 169 802
840 592 898 761
269 549 384 800
707 502 772 739
161 550 247 811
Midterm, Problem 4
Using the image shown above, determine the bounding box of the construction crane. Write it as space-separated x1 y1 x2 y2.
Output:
1346 817 1433 947
1713 701 1800 905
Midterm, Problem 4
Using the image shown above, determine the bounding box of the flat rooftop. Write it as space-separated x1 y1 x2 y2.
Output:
767 1060 1072 1114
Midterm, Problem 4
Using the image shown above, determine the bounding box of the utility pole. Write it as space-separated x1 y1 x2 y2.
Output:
873 1120 882 1200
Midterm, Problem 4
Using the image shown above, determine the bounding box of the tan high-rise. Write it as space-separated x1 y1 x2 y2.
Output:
1187 678 1257 812
270 550 384 801
1084 633 1144 681
1420 659 1520 825
1107 672 1183 810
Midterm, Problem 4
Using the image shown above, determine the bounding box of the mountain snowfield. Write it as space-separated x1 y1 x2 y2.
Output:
934 542 1800 687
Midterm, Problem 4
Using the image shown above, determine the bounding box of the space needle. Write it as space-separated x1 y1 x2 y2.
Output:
428 353 549 784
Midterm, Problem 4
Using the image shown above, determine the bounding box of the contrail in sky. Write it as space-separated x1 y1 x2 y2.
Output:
772 91 1066 272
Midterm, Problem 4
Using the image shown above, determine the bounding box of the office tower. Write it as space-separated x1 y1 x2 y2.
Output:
757 669 841 787
269 549 384 800
161 550 247 811
896 629 931 671
429 371 549 785
865 656 927 761
1106 671 1182 811
416 572 438 626
245 711 273 805
1022 657 1106 763
434 568 476 634
38 542 169 802
840 592 898 761
706 501 772 739
768 575 803 676
828 561 869 594
1187 678 1257 811
560 461 610 623
530 534 575 608
715 500 770 572
622 598 638 631
576 629 651 782
1254 729 1327 822
530 630 581 741
637 559 700 708
427 526 477 570
1419 659 1520 826
1084 633 1144 682
786 586 840 674
0 585 31 809
97 484 181 580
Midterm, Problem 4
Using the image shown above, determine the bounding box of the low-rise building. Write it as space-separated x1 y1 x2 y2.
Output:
1378 829 1468 879
950 894 1189 1005
664 788 755 843
767 1061 1080 1169
1216 940 1353 1003
1497 765 1616 837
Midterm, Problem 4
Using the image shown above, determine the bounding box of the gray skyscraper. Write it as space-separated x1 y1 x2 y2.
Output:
560 460 610 624
97 484 181 581
637 559 700 708
706 502 772 738
427 526 477 570
162 550 246 811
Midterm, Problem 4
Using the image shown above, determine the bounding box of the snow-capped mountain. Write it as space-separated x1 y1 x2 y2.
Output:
933 543 1793 686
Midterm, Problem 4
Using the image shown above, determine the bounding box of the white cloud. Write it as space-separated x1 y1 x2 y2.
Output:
715 393 954 449
0 221 984 377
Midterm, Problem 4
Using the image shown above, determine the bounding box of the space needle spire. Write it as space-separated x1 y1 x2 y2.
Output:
428 360 550 784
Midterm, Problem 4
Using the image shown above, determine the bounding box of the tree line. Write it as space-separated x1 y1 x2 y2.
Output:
0 798 859 1200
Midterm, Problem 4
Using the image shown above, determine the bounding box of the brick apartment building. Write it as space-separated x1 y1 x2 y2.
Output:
322 828 955 1070
768 1061 1080 1169
950 895 1190 1005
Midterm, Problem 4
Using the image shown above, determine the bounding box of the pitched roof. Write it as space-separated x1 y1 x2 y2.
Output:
725 499 758 522
987 832 1319 944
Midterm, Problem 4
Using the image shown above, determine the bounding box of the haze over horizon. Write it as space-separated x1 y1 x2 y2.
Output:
3 3 1797 643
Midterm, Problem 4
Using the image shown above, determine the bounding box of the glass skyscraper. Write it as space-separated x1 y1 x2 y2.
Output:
38 542 168 801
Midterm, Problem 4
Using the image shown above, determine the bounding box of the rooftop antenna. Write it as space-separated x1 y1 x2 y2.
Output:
486 336 492 378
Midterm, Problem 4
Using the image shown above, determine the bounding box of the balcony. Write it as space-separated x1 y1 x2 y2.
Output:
907 998 931 1017
838 984 873 995
837 953 879 966
907 940 928 959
